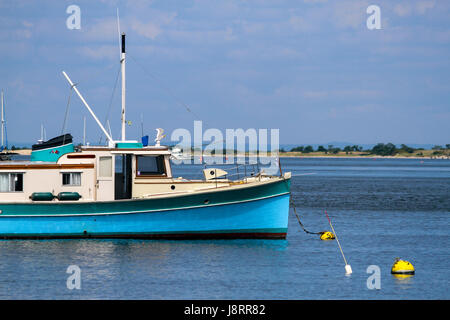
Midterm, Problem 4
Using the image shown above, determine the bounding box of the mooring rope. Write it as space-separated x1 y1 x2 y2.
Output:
289 197 324 235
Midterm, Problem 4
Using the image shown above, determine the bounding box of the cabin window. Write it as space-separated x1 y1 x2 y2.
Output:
0 173 23 192
62 172 81 186
99 156 113 178
136 155 166 176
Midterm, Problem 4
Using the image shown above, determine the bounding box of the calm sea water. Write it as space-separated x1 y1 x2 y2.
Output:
0 157 448 299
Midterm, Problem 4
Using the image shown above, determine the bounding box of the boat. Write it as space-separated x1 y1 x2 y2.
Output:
0 90 16 161
31 133 73 162
0 33 291 239
170 146 193 161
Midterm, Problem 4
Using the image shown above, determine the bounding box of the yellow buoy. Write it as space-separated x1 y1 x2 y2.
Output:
391 258 415 275
320 231 335 240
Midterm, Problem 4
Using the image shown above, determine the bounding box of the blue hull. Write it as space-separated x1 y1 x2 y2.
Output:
0 193 290 239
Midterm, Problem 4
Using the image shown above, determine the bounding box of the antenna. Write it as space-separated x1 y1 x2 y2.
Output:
83 116 86 145
116 8 122 59
1 90 4 148
0 89 7 149
116 8 128 142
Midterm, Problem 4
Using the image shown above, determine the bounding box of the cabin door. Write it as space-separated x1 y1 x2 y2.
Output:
115 154 132 200
96 156 114 201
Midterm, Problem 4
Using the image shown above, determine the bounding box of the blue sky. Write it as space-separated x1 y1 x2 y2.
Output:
0 0 449 146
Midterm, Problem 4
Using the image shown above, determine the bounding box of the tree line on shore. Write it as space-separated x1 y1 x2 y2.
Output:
4 143 450 157
283 143 450 156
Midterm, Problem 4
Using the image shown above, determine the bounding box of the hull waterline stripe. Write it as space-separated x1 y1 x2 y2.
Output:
0 231 287 240
0 191 290 217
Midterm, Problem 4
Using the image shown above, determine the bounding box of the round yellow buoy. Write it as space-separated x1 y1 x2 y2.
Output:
391 258 415 275
320 231 335 240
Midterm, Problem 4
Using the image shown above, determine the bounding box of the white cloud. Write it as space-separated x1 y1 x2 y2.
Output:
289 16 311 32
393 0 436 17
168 26 238 44
22 21 33 28
240 20 265 34
393 4 413 17
227 45 304 61
128 11 176 40
130 20 161 40
78 45 117 60
416 0 435 14
327 104 383 119
333 0 370 29
81 18 118 42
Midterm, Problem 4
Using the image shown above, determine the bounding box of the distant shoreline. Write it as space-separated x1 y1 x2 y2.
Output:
8 149 32 155
3 149 450 160
278 154 450 159
277 151 450 159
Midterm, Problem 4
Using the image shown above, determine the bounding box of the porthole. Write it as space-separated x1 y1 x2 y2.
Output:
171 185 176 190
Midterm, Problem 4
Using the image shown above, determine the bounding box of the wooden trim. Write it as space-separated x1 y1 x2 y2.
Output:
0 164 94 170
133 180 228 184
82 147 168 152
134 174 168 179
67 154 96 159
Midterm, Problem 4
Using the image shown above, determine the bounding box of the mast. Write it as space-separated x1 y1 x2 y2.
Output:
1 90 4 147
83 116 86 145
120 32 126 141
